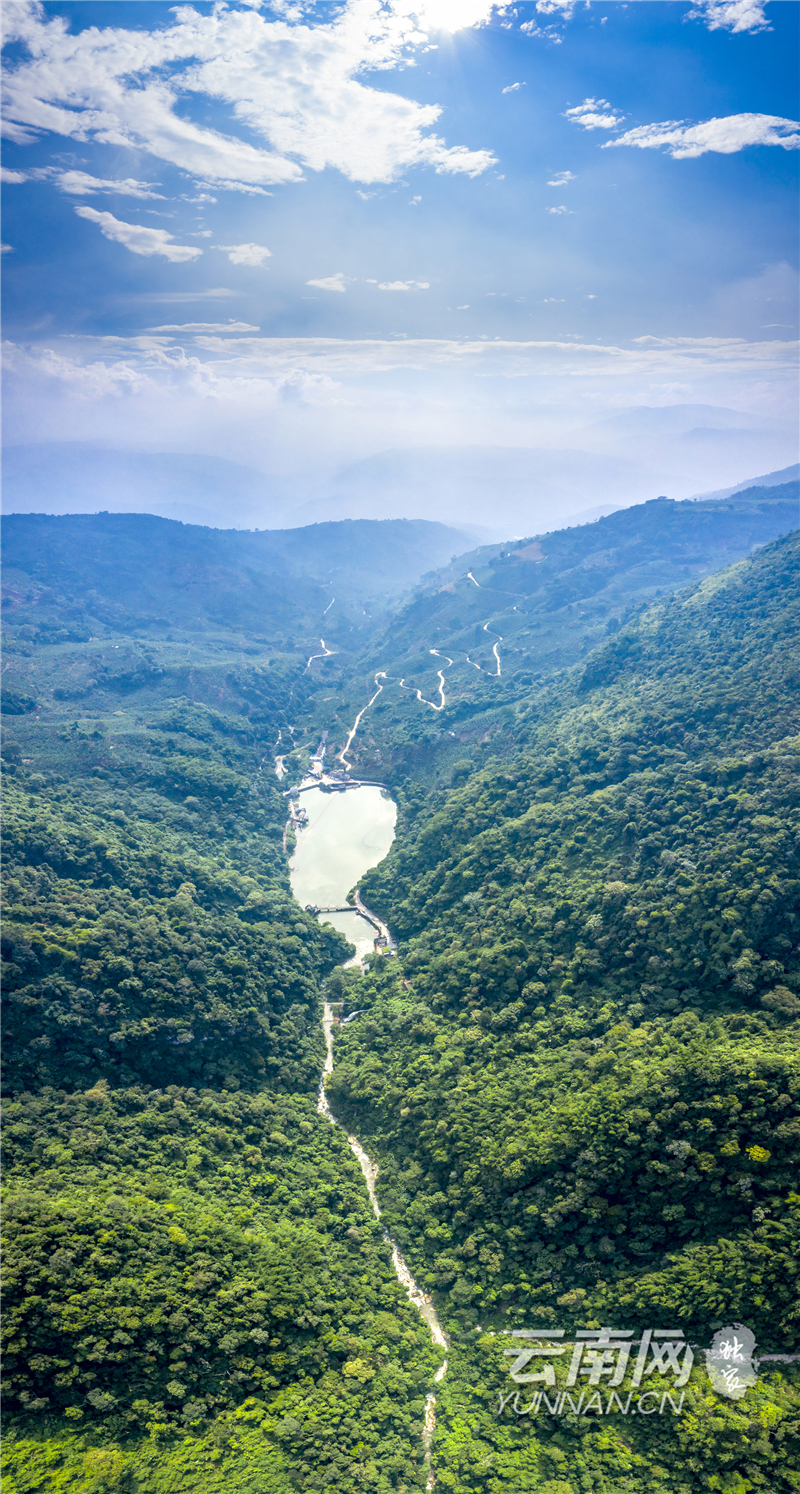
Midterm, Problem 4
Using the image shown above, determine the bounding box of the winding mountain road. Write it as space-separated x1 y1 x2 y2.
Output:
338 671 387 768
305 638 337 670
399 649 452 711
482 621 503 676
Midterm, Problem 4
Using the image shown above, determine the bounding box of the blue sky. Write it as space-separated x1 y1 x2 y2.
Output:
2 1 798 530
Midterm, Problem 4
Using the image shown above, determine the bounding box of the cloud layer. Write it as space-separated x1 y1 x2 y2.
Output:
2 1 496 191
4 324 796 528
7 330 795 393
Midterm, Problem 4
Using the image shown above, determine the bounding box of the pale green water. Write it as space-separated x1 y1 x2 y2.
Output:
289 785 396 960
318 909 377 966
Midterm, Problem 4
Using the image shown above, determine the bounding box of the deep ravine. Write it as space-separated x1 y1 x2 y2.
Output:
317 990 449 1489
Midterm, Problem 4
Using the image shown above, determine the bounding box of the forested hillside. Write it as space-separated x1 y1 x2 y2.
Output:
2 1082 439 1492
325 482 798 785
2 507 798 1493
0 516 453 1492
329 532 800 1491
2 512 474 638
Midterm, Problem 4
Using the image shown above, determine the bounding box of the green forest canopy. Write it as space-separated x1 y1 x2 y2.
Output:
2 507 798 1493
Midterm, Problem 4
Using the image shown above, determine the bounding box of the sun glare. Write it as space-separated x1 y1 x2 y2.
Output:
414 0 494 34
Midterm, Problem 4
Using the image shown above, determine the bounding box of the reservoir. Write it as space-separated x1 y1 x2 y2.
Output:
289 784 397 961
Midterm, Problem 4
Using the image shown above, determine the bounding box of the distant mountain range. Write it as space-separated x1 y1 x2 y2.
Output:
1 445 283 529
4 403 796 539
304 405 797 536
688 462 799 502
0 514 478 640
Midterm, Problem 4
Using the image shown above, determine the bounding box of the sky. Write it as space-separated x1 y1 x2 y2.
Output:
2 0 798 533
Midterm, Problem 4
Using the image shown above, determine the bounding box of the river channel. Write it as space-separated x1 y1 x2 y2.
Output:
285 775 448 1484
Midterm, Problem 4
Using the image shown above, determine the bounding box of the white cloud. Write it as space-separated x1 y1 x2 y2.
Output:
543 297 565 302
536 0 577 15
529 0 767 45
56 170 165 199
502 82 524 94
146 322 261 332
378 280 430 291
532 0 764 39
1 167 28 183
0 117 39 145
520 20 563 42
1 2 496 189
306 272 348 292
547 170 575 186
565 98 624 131
687 1 771 33
74 207 202 262
409 194 422 205
1 242 14 253
546 205 570 214
520 0 576 35
605 113 800 159
2 340 158 399
215 242 272 266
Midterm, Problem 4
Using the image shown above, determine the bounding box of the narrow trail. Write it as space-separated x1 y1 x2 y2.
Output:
317 992 448 1487
322 597 335 616
466 571 482 588
306 638 337 670
482 621 503 677
338 671 386 768
463 652 482 672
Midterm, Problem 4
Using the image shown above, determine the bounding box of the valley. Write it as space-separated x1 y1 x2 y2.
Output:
2 489 799 1494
